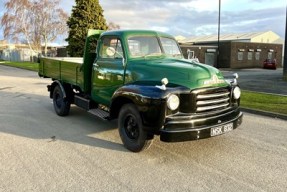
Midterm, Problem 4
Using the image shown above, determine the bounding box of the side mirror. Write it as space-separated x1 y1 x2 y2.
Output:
233 73 239 79
106 47 116 57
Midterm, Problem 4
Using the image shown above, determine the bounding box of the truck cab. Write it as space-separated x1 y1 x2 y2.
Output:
39 29 243 152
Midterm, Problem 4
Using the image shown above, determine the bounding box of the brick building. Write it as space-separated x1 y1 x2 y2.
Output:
178 31 284 69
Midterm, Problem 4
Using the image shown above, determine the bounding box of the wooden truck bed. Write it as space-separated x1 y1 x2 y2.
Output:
39 57 84 90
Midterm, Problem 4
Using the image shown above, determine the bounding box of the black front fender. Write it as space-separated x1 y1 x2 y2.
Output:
110 84 189 134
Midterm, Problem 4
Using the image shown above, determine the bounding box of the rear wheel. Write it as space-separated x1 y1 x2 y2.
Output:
118 104 152 152
52 85 70 116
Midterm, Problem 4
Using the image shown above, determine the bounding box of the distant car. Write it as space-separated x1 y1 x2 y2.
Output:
263 59 277 69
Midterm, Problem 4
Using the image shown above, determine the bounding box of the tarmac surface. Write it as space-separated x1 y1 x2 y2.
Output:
1 65 287 191
221 68 287 95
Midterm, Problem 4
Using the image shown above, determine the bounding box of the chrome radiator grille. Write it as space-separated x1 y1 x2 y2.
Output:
194 88 231 113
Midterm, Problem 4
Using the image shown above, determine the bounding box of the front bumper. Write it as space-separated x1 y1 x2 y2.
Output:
160 111 243 142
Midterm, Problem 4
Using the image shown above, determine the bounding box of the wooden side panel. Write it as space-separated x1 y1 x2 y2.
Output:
39 57 84 91
39 58 60 79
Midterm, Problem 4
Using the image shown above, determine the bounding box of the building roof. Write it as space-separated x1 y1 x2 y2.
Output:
181 31 283 45
174 35 186 41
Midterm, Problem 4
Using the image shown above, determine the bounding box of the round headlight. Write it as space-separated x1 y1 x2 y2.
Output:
167 94 180 111
233 86 241 99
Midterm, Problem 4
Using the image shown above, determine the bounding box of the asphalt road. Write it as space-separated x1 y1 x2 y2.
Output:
1 65 287 192
221 68 287 95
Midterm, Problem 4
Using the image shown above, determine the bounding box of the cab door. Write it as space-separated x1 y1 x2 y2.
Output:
91 36 125 106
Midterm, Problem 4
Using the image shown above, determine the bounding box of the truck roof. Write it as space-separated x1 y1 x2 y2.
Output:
101 29 175 39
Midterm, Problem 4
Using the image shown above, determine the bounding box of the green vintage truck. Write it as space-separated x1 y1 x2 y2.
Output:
39 29 243 152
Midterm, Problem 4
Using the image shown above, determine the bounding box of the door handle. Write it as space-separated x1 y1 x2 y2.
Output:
93 63 99 70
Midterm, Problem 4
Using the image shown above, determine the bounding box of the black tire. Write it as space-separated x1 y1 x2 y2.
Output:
118 104 152 152
52 85 70 116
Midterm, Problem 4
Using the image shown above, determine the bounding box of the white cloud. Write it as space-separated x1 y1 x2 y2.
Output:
0 0 286 41
150 26 169 32
180 0 219 11
98 0 286 37
223 0 286 11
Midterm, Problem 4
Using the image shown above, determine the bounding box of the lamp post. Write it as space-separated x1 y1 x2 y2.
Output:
217 0 221 68
283 5 287 81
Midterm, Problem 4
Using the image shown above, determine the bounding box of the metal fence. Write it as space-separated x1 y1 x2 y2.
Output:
0 48 37 62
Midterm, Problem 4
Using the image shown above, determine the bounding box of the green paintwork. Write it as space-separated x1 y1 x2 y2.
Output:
82 30 105 93
39 57 84 89
39 29 104 92
39 29 228 106
91 58 125 106
124 58 228 89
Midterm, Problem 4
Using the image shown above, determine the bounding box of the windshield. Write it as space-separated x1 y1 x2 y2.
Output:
127 36 183 59
128 36 162 58
160 37 182 58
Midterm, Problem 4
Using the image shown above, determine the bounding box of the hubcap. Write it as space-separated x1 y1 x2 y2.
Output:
124 115 139 140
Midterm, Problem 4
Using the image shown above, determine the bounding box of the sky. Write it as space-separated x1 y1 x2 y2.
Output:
0 0 286 43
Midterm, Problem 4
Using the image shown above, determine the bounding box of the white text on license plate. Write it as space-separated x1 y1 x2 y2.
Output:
210 123 233 136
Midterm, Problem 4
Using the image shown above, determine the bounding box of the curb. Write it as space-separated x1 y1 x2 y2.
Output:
241 107 287 121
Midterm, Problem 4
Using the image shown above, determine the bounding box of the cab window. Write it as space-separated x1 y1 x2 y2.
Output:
99 37 123 59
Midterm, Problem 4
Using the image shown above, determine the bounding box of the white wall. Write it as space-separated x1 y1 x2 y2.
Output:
0 48 37 62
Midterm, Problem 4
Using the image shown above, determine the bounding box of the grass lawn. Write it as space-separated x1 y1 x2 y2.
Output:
241 90 287 115
0 61 38 72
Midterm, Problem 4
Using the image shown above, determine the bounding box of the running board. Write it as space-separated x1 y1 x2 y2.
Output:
74 95 97 110
88 108 110 120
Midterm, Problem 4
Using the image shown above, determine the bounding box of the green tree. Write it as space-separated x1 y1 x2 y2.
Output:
66 0 108 57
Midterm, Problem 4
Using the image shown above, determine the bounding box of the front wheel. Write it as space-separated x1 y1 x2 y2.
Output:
118 104 152 152
52 85 70 116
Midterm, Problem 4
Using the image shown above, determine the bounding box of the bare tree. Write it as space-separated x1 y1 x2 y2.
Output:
108 22 121 30
33 0 68 56
1 0 41 53
1 0 68 56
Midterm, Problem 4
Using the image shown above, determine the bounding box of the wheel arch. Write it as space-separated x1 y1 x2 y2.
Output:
49 80 65 99
110 96 134 119
109 84 168 131
49 80 73 102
